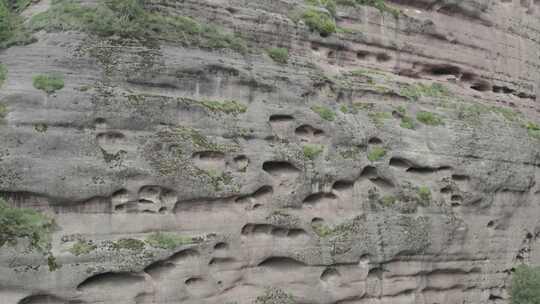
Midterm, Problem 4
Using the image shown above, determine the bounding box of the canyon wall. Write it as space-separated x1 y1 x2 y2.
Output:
0 0 540 303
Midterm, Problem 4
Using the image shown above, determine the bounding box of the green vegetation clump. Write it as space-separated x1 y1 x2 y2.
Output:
0 64 6 87
312 222 333 237
337 0 399 17
267 47 289 64
511 264 540 304
255 287 295 304
145 232 194 250
0 0 34 49
301 8 336 36
311 105 335 121
457 103 521 125
400 116 416 129
303 144 324 160
113 238 145 251
368 111 392 127
30 0 247 52
200 99 247 115
526 122 540 139
33 73 64 93
400 83 449 101
69 240 97 256
417 186 431 206
0 199 56 252
416 111 444 126
0 102 7 120
305 0 336 16
379 195 396 207
367 146 386 161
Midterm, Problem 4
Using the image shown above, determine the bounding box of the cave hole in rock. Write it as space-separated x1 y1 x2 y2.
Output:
269 114 294 123
94 117 106 125
327 50 335 59
258 256 307 269
452 174 470 181
425 64 461 76
320 267 341 281
303 192 338 205
287 228 308 237
492 85 514 94
368 137 383 145
376 53 391 62
262 161 299 176
470 80 491 92
271 227 289 236
333 180 354 191
97 131 125 142
185 277 203 285
359 166 378 179
19 295 66 304
389 157 411 169
487 220 495 228
214 242 228 250
406 165 452 174
209 257 236 267
356 50 370 59
311 217 325 225
460 72 475 82
451 194 463 202
169 248 200 263
451 201 461 207
192 151 225 160
76 272 144 290
440 186 452 194
158 207 167 213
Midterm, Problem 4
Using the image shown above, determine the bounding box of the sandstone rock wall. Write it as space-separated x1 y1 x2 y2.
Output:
0 0 539 303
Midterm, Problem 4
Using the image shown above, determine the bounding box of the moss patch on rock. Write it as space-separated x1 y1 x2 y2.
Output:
0 199 56 253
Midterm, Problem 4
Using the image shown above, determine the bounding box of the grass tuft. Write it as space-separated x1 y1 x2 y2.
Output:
303 144 324 160
416 111 444 126
267 47 289 64
145 232 194 250
33 73 64 93
367 146 386 161
301 8 336 36
311 105 335 121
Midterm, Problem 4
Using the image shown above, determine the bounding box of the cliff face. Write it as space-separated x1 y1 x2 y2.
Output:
0 0 539 303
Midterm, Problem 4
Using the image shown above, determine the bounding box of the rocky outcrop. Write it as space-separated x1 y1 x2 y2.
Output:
0 0 539 303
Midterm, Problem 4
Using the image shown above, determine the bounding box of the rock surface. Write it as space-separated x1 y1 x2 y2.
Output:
0 0 540 303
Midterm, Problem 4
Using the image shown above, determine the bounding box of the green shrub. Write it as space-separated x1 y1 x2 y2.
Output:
30 0 247 52
145 232 193 250
301 8 336 36
312 223 333 237
400 116 415 129
201 99 247 114
0 199 56 252
511 264 540 304
417 186 431 205
336 0 399 17
0 64 6 87
33 73 64 93
526 122 540 139
113 238 145 251
400 83 449 101
303 144 324 160
306 0 336 16
312 105 335 121
267 47 289 64
69 240 96 256
416 111 444 126
367 146 386 161
0 0 34 49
